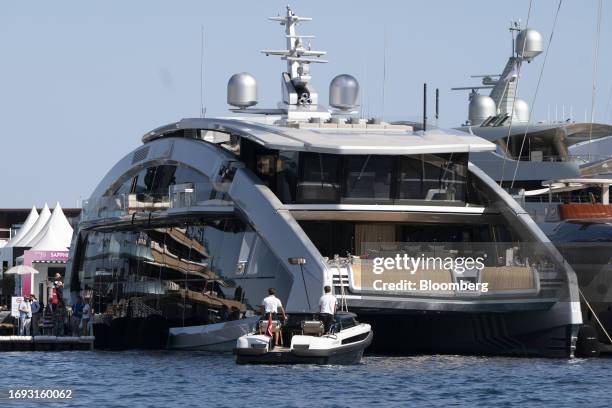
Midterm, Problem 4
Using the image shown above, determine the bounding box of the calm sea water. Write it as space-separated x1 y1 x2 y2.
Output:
0 351 610 407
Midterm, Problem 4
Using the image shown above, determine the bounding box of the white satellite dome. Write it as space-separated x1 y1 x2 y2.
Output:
329 74 359 110
469 94 496 126
512 99 530 123
227 72 258 109
515 28 543 61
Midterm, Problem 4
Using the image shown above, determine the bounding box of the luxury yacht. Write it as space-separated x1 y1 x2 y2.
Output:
530 177 612 353
452 23 612 221
65 7 583 356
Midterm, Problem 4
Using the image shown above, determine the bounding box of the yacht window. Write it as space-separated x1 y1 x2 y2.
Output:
256 155 277 176
299 221 510 258
150 165 177 197
343 155 392 203
174 166 213 203
398 154 467 202
110 165 213 204
277 151 298 203
134 167 157 196
297 153 341 203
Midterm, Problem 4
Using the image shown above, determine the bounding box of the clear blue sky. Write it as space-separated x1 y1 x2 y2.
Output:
0 0 610 207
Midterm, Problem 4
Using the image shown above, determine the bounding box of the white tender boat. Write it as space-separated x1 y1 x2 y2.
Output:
234 312 372 364
168 316 259 351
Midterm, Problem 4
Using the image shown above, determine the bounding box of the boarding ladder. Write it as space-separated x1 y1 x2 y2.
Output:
328 256 351 312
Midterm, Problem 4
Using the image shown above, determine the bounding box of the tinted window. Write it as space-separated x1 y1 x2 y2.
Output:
297 153 341 203
110 165 213 203
398 154 467 202
343 155 392 203
549 222 612 242
277 151 298 203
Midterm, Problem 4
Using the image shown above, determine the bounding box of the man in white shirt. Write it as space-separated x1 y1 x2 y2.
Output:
318 286 337 333
18 296 32 336
260 288 286 346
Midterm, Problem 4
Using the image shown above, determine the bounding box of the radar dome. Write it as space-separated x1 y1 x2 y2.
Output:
512 99 530 123
329 74 359 110
515 29 543 61
469 94 496 126
227 72 257 109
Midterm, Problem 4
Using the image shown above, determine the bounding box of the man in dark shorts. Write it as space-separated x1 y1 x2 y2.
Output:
318 286 337 333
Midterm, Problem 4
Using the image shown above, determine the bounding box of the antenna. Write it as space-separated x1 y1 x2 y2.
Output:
361 54 366 119
606 84 612 122
509 20 521 57
200 25 206 118
260 6 328 117
588 0 604 161
435 88 439 123
423 83 427 132
381 27 387 121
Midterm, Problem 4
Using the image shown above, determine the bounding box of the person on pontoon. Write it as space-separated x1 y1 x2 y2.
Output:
18 295 32 336
318 286 337 334
260 288 286 347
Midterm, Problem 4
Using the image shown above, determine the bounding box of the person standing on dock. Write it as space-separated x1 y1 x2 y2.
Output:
71 296 84 337
318 286 337 334
54 300 67 336
260 288 286 347
18 296 32 336
42 298 55 335
53 273 64 302
30 295 41 336
81 300 92 336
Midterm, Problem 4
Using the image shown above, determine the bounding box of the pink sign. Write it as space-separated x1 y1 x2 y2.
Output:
23 251 69 265
20 250 69 296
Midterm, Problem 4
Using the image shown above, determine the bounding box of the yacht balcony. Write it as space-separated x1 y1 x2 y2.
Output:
81 182 233 222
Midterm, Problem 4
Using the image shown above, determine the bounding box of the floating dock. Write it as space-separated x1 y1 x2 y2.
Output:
0 336 95 351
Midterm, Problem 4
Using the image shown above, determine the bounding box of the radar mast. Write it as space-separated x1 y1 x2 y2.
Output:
261 5 330 120
452 21 543 126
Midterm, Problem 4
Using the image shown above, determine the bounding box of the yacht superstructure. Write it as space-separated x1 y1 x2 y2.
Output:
453 23 612 200
65 7 582 356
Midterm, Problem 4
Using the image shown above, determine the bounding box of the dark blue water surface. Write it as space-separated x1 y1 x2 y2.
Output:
0 351 610 407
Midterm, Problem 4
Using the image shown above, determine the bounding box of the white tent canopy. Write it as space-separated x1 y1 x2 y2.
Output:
6 206 39 247
14 203 51 248
29 202 74 251
10 204 52 248
5 265 39 275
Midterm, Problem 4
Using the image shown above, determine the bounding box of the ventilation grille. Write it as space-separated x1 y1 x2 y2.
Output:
132 146 150 164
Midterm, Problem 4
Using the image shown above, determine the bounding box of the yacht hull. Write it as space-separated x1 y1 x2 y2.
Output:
357 310 577 358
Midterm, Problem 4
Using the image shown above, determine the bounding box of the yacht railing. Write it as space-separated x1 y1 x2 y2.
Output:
524 193 604 204
477 153 610 163
81 183 232 222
